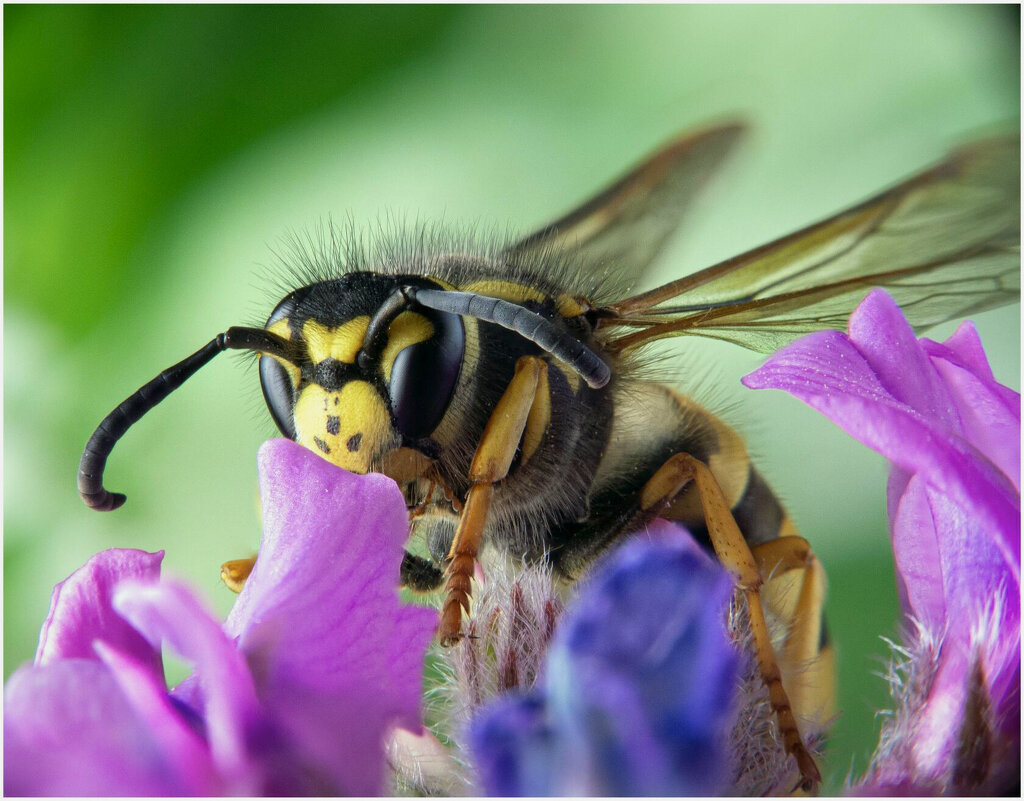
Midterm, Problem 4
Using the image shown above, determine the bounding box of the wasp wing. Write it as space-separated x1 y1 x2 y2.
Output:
507 123 746 281
605 134 1020 354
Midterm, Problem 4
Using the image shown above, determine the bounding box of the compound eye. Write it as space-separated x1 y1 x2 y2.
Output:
389 310 464 440
258 288 309 439
260 356 296 438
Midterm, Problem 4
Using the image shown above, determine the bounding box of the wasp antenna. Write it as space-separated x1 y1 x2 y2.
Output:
407 287 611 389
357 287 411 370
222 326 304 364
78 335 230 511
78 327 301 512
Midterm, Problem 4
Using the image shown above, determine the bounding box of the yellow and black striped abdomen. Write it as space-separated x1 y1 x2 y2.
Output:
548 381 782 573
546 380 835 732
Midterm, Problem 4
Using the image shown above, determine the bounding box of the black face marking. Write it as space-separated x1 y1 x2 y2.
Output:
313 436 331 455
326 416 341 435
313 359 356 392
346 433 363 452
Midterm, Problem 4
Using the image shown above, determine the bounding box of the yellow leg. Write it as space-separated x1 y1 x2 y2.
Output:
753 537 835 730
438 356 548 646
640 452 822 791
221 555 257 593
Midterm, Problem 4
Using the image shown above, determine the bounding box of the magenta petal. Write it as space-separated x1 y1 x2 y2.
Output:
847 290 959 429
113 580 261 792
893 476 1018 644
224 439 437 793
257 685 397 795
934 320 999 383
744 333 1020 579
889 476 946 631
4 660 191 796
95 641 221 794
227 440 436 702
742 328 897 408
922 331 1021 490
34 549 163 680
746 289 1020 791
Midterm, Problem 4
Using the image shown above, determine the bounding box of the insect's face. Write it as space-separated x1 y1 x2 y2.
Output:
259 273 465 476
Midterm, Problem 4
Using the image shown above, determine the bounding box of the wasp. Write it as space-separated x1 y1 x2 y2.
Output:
78 123 1020 789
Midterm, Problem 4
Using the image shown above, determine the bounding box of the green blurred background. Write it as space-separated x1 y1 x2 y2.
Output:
5 5 1019 791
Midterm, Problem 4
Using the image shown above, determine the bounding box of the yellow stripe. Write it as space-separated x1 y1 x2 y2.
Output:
555 293 589 318
380 312 434 382
549 360 582 395
265 318 300 387
460 279 548 305
663 387 751 509
267 318 292 340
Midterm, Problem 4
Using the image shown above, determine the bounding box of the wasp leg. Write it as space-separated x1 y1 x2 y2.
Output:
439 355 548 647
221 555 257 594
401 550 445 592
752 536 835 729
640 452 822 791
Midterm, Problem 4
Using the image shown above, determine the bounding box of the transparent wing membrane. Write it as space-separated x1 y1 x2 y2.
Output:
602 135 1020 353
508 123 746 281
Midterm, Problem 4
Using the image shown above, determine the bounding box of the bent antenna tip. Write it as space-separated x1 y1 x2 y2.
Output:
80 490 127 512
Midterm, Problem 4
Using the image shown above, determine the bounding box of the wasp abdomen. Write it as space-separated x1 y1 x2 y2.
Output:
547 382 792 579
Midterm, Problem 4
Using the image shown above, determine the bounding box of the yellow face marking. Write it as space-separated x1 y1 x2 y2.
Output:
293 380 396 474
380 311 434 382
302 316 371 365
267 318 292 339
461 280 547 305
263 318 300 387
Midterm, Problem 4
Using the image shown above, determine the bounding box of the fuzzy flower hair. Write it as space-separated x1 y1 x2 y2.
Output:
424 522 824 796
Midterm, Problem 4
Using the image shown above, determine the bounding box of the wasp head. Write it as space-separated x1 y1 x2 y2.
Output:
259 273 465 478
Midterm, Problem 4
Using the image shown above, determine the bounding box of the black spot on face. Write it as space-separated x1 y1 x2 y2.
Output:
346 433 363 452
326 416 340 435
313 437 331 455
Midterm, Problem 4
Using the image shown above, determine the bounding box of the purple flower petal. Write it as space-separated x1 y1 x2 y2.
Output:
744 289 1020 791
470 533 738 796
4 659 196 796
846 289 960 428
6 437 438 796
225 439 436 731
95 641 221 794
34 549 163 679
921 323 1020 489
114 579 261 792
742 293 1019 581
